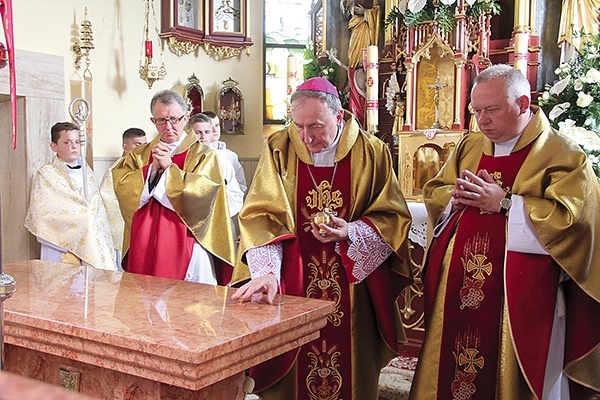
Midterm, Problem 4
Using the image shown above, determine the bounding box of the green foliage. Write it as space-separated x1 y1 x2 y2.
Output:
385 0 501 35
303 43 338 85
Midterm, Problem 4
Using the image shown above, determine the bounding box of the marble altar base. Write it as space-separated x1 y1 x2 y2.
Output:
6 345 245 399
2 261 335 400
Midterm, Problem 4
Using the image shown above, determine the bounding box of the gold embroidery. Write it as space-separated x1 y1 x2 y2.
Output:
306 339 342 400
490 171 503 187
459 232 491 310
451 328 482 400
459 348 485 374
306 249 344 326
306 179 343 211
466 254 492 281
479 170 511 214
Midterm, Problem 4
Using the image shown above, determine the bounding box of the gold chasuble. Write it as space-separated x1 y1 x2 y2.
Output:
234 113 413 400
413 108 600 400
25 156 117 271
112 133 235 282
99 158 124 252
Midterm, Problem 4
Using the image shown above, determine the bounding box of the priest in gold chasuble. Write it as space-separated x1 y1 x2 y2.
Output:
113 90 235 285
231 77 413 400
411 65 600 400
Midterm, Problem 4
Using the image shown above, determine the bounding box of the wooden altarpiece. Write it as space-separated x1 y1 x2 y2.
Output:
379 1 494 199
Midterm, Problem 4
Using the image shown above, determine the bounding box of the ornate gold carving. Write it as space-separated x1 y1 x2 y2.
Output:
166 36 199 56
203 43 251 61
399 242 425 327
59 369 81 392
306 339 342 399
306 250 343 326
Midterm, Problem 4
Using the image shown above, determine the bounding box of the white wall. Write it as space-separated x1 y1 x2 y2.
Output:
11 0 265 159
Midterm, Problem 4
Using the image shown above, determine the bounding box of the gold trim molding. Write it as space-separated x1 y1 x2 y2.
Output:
165 37 200 56
203 43 251 61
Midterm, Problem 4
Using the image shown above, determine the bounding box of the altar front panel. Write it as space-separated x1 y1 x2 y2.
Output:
2 261 335 399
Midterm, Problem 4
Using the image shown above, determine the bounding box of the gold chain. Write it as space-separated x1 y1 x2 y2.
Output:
306 162 338 209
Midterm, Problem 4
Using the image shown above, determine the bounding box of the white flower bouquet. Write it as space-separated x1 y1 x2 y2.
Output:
539 32 600 181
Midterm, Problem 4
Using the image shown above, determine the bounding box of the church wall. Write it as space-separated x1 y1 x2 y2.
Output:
10 0 265 160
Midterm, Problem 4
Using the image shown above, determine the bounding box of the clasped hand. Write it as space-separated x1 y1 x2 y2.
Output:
151 142 173 171
451 169 506 213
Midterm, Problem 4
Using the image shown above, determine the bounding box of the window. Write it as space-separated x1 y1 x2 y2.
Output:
264 0 312 123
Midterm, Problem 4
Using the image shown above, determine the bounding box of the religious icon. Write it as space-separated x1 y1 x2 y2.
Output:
427 77 448 129
214 0 240 32
177 0 198 29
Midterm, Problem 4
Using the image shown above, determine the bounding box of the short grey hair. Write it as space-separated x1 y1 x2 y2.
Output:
290 89 342 116
473 64 531 102
150 89 187 115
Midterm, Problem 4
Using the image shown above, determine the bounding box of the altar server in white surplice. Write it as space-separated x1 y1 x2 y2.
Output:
99 127 147 268
25 121 117 271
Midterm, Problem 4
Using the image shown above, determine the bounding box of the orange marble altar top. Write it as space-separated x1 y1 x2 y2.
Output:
2 260 334 391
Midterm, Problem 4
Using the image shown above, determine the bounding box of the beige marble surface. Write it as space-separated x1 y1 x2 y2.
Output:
2 260 334 395
0 49 65 263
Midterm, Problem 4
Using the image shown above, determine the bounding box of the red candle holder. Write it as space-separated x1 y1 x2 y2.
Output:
145 40 153 58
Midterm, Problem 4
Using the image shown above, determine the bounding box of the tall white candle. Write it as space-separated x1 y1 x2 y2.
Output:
286 55 297 118
365 45 379 133
287 55 297 95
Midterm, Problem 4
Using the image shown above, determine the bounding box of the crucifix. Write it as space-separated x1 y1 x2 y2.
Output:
427 77 448 129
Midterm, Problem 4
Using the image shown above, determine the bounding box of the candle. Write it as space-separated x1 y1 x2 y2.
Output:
365 45 379 134
286 55 296 96
145 40 153 58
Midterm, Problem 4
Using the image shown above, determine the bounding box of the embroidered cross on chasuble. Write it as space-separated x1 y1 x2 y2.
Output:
424 144 532 400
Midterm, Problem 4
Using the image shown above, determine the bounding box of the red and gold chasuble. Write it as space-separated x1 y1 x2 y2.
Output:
125 151 196 280
295 155 352 400
424 145 531 400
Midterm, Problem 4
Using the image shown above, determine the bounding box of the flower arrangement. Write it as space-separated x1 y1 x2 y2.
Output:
303 43 338 86
384 0 501 34
539 31 600 181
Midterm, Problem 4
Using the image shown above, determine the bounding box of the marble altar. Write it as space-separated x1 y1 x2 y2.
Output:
1 260 335 399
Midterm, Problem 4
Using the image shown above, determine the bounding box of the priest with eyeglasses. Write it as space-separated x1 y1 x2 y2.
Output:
112 89 238 285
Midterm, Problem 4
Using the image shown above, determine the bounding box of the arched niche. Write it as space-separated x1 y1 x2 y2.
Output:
216 77 244 134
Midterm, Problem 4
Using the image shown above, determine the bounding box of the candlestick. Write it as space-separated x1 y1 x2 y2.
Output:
365 45 379 134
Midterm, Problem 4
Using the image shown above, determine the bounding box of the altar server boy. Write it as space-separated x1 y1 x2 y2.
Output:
25 121 117 270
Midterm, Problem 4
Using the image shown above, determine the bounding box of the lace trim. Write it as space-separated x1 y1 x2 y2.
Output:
336 220 392 284
246 242 282 284
409 218 428 247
